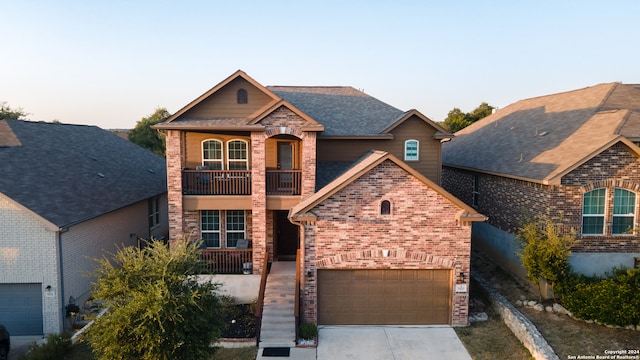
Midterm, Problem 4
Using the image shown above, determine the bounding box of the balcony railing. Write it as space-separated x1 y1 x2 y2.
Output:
266 170 302 195
182 169 302 196
200 248 253 274
183 170 251 195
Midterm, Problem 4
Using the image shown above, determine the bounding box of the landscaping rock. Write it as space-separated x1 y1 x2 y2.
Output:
527 300 537 307
519 295 527 301
552 303 570 316
545 306 553 312
533 303 545 311
469 312 489 322
515 300 523 307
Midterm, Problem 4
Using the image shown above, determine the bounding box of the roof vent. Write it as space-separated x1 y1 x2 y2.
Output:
148 168 155 174
98 172 105 178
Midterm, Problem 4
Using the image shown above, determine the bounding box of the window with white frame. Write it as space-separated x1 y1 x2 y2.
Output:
227 140 248 170
582 188 606 235
226 210 245 248
202 140 223 170
612 188 636 235
404 139 419 161
201 210 220 248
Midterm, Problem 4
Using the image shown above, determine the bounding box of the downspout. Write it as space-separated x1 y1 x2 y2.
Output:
57 228 66 334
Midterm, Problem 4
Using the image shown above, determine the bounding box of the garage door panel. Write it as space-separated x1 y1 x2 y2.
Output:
318 269 452 325
0 284 43 335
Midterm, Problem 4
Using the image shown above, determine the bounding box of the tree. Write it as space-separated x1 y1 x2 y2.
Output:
517 217 574 301
0 101 28 120
87 239 225 360
443 102 494 132
128 108 170 156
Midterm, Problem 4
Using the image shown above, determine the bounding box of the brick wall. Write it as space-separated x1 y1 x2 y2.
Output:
443 143 640 254
301 160 472 325
166 130 184 243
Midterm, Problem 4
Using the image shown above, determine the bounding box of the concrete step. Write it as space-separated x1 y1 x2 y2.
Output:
259 340 296 349
260 330 295 341
262 320 296 330
261 315 295 323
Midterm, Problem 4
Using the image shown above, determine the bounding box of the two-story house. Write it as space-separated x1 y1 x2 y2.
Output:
442 82 640 277
155 70 485 327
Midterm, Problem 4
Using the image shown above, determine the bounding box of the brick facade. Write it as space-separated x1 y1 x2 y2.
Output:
443 143 640 254
300 160 472 326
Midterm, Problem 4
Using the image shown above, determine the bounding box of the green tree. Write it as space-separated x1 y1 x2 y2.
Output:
0 101 28 120
443 102 494 132
517 217 574 301
87 239 225 360
128 107 170 156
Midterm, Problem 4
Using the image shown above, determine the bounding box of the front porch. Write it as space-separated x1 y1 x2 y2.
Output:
200 248 253 274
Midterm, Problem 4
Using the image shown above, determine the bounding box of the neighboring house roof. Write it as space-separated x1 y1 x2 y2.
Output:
443 83 640 185
0 119 167 229
290 150 486 224
154 70 451 139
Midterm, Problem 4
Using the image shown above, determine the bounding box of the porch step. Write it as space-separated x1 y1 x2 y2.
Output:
259 262 297 349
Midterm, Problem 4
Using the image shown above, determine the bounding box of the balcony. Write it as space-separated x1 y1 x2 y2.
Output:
183 170 251 195
182 169 302 196
200 248 253 274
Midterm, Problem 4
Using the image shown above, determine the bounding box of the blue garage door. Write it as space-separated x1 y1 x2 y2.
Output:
0 284 44 335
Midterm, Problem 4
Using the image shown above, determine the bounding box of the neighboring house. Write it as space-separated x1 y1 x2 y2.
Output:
0 119 168 335
154 70 485 327
442 82 640 277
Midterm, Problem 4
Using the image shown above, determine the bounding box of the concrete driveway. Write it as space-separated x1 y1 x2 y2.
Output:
317 326 472 360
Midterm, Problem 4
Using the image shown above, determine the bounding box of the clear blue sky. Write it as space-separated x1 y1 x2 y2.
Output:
2 1 639 129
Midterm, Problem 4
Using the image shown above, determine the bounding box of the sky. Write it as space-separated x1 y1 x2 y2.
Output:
2 1 640 129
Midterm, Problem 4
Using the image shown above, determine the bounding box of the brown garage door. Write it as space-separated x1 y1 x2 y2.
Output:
318 269 452 325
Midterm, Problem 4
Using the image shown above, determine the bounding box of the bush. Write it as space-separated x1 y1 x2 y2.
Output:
20 333 71 360
298 322 318 340
562 267 640 327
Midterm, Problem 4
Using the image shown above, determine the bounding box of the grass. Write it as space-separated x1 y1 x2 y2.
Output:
455 280 534 360
470 251 640 360
65 340 258 360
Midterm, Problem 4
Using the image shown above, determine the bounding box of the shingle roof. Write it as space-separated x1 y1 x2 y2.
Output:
0 119 167 228
267 86 406 136
442 83 640 185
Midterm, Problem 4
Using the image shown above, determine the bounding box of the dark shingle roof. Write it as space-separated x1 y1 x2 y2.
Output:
268 86 405 136
443 83 640 184
0 119 167 228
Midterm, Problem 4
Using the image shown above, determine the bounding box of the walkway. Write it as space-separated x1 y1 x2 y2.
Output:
258 261 297 349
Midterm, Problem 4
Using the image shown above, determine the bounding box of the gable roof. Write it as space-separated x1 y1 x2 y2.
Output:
0 119 167 229
443 83 640 185
154 70 450 138
290 150 485 223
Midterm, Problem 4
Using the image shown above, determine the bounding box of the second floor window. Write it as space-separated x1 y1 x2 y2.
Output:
404 139 419 161
202 140 223 170
227 140 248 170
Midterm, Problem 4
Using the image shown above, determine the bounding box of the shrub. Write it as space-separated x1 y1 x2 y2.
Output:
20 333 71 360
562 267 640 327
298 322 318 340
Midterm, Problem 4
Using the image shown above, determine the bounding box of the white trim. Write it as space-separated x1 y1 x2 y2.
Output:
201 139 224 170
582 187 607 235
612 188 637 235
404 139 419 161
226 139 249 170
200 210 221 248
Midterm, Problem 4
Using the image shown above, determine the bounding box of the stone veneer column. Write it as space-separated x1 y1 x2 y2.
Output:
301 131 317 197
251 132 267 275
165 130 185 246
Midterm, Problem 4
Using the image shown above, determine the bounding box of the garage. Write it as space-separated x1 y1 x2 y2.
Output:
0 283 43 335
318 269 452 325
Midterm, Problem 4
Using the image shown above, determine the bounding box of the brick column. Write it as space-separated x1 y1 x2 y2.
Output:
251 132 267 275
301 131 317 197
165 130 185 246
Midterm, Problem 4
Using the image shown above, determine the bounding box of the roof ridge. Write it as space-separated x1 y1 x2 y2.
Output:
516 82 620 104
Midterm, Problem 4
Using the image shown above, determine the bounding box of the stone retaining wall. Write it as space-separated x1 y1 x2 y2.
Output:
472 271 559 360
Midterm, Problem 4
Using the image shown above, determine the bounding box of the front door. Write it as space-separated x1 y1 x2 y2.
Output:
277 142 294 191
275 210 299 261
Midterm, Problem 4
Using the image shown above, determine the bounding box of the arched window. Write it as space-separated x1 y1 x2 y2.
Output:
404 139 419 161
381 200 391 216
582 188 606 235
613 188 636 234
202 139 223 170
237 88 248 104
227 140 248 170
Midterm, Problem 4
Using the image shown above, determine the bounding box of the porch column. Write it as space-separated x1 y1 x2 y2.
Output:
301 131 317 197
251 132 267 275
165 130 185 246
